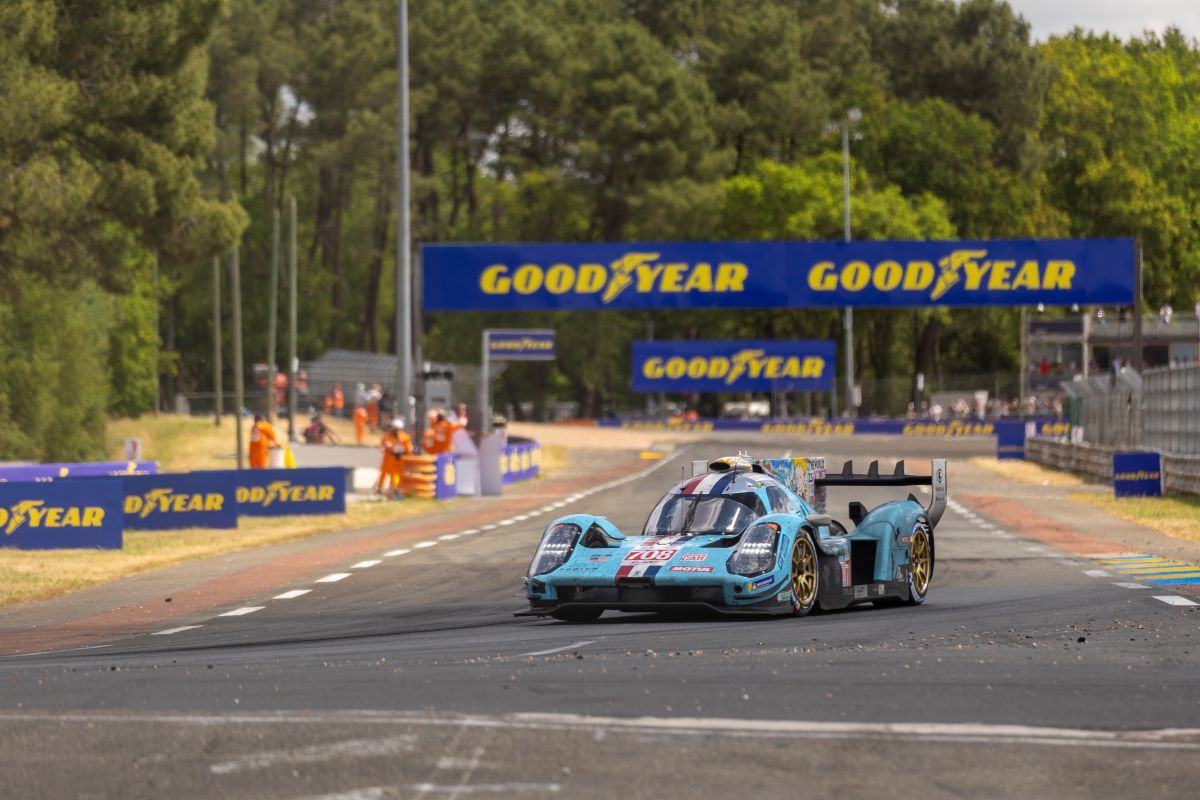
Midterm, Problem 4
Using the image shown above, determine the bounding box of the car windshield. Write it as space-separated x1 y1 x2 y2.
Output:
642 491 765 536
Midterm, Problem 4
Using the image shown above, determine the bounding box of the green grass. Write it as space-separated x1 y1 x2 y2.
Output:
1068 492 1200 547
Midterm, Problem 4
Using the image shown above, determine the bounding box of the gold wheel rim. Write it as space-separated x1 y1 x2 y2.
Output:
911 526 931 595
791 535 817 607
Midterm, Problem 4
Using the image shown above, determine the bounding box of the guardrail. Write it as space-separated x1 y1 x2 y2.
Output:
1026 437 1200 497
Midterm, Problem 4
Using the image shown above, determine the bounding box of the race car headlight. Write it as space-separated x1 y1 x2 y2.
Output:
727 522 779 576
528 523 581 576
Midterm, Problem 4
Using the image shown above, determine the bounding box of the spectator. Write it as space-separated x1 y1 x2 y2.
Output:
367 384 381 428
303 413 337 444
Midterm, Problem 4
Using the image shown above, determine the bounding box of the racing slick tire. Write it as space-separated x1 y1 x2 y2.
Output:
550 607 604 623
788 529 820 617
904 519 934 606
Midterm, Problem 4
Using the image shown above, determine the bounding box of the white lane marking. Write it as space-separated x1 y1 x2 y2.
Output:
6 710 1199 751
409 782 562 795
1083 570 1111 578
384 549 411 557
538 507 554 514
438 534 460 541
512 514 530 522
550 503 566 509
498 520 514 526
993 532 1014 539
303 784 561 799
152 625 203 636
479 524 497 531
977 523 996 530
520 640 596 657
460 529 479 535
1113 582 1151 589
414 541 437 548
1153 595 1199 607
219 606 265 617
8 644 113 658
210 735 417 774
352 560 382 569
316 573 353 583
1059 559 1081 566
274 589 312 599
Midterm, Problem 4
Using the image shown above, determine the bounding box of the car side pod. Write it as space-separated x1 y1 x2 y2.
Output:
816 459 947 527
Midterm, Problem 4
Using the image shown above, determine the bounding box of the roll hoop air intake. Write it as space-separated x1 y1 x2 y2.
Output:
816 459 947 527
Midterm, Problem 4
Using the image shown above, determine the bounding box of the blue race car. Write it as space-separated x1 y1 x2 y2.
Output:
520 454 947 622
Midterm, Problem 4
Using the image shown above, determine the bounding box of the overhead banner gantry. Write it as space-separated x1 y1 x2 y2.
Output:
423 239 1135 311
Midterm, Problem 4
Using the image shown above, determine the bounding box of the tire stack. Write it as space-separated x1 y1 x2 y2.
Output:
400 454 438 499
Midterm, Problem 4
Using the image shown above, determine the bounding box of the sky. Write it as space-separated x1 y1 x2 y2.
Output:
1006 0 1200 41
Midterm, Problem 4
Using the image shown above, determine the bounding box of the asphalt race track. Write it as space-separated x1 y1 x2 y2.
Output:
2 436 1199 799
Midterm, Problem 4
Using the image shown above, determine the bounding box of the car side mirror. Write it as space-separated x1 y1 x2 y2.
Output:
806 513 832 528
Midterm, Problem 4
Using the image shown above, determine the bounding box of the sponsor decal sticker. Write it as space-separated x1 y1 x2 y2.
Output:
624 548 678 562
669 565 715 573
777 590 792 603
748 574 776 592
680 553 708 562
587 554 611 562
840 559 851 587
854 585 867 599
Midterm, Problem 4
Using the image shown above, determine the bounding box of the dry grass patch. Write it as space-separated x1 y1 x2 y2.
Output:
1068 492 1200 547
969 457 1085 487
0 497 442 608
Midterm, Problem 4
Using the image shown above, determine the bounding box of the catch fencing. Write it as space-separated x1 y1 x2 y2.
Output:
1026 437 1200 497
1028 362 1200 496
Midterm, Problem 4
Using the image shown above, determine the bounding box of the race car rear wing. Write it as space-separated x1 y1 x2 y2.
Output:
816 459 947 527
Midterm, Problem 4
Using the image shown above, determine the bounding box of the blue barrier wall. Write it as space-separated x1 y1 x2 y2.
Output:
598 417 1067 458
121 471 238 531
0 461 157 483
501 442 541 484
235 467 348 516
0 479 123 550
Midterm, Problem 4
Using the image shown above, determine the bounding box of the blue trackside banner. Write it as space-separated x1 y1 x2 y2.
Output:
0 479 123 550
121 471 237 531
422 239 1135 311
435 454 458 500
1112 452 1163 497
501 442 541 484
0 461 157 483
487 329 556 361
632 340 835 393
234 467 347 517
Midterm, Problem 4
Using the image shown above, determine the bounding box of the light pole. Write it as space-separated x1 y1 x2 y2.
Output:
840 107 862 417
394 0 413 427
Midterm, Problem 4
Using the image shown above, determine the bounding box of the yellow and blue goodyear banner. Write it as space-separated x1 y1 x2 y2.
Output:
632 340 835 392
121 472 237 531
235 467 347 517
423 239 1135 311
487 329 556 361
0 479 123 549
1112 452 1163 497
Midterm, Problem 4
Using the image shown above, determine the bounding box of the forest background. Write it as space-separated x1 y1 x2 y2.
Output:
2 0 1199 459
